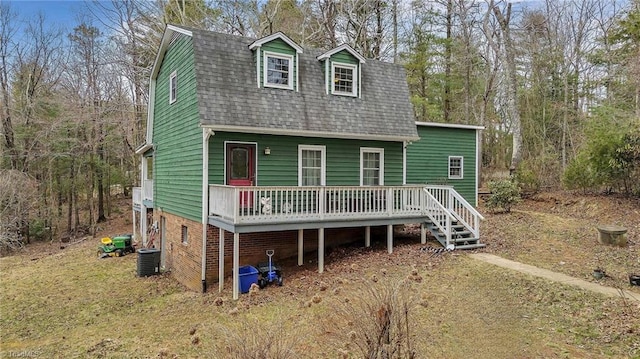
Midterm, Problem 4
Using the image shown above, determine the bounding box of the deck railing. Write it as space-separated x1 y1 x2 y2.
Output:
209 185 428 224
143 180 153 201
133 187 142 206
425 185 484 240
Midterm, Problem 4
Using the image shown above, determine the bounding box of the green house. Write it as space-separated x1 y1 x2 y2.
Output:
132 25 484 298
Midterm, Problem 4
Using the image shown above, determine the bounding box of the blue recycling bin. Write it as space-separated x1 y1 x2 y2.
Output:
238 265 259 293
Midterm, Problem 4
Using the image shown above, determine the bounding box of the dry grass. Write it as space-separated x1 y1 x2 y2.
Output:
1 193 639 358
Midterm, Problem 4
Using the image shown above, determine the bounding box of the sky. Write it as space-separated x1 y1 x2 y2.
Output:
6 0 101 33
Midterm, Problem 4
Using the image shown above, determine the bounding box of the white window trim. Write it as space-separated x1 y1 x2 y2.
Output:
169 71 177 104
331 62 358 97
263 51 294 90
448 156 464 179
181 225 188 244
360 147 384 186
298 145 326 186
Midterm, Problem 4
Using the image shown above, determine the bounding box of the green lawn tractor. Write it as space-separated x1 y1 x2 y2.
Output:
97 234 135 258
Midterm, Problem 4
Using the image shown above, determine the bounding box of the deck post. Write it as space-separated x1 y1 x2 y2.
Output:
365 226 371 247
318 228 325 273
387 224 393 254
218 227 224 292
298 229 304 266
232 232 239 300
132 210 137 242
420 223 426 244
141 205 148 246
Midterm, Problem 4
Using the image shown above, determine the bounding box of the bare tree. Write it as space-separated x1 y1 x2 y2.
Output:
485 0 523 175
0 3 18 170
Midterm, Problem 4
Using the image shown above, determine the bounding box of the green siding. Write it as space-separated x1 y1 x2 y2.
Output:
153 35 202 221
331 50 359 65
258 38 297 89
208 132 403 186
406 126 478 205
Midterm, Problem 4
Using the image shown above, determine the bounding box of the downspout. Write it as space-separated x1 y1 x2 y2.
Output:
402 141 407 185
201 128 214 293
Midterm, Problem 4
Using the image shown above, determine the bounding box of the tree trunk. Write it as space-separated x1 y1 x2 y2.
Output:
492 3 523 175
444 0 452 123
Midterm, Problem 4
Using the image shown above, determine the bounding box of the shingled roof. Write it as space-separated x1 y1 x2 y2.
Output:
187 27 418 142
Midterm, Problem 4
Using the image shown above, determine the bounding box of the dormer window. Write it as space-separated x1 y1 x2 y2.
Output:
264 52 293 89
332 63 357 97
317 44 366 99
249 32 303 92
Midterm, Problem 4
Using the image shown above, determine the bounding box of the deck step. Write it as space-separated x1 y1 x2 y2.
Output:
452 230 472 237
453 243 486 250
454 237 479 244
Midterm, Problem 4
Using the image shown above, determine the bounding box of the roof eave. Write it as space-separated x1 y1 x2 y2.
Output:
150 25 193 81
202 124 418 142
415 121 485 131
248 31 303 53
135 143 153 155
317 44 366 64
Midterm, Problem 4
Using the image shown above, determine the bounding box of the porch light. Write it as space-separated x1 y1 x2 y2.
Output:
264 147 271 155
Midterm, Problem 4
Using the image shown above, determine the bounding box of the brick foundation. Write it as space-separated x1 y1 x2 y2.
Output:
156 209 390 292
155 210 205 292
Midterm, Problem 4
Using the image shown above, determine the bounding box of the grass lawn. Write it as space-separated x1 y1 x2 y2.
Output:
1 192 639 358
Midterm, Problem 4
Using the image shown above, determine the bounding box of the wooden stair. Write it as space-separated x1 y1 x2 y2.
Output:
425 217 486 250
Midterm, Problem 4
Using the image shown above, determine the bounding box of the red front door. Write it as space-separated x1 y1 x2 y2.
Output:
226 143 256 207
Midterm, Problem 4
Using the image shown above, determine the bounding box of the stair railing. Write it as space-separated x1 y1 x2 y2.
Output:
423 188 453 247
425 185 484 240
448 190 484 238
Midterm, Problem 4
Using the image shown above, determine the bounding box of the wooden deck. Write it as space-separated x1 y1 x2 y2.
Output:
132 180 154 209
208 184 430 230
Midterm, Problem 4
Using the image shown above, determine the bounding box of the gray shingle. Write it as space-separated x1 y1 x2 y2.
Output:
191 29 418 141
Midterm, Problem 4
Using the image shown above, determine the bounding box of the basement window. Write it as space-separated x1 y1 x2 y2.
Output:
181 225 188 244
448 156 463 179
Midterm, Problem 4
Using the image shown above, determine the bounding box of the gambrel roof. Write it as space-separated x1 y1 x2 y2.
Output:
156 26 419 142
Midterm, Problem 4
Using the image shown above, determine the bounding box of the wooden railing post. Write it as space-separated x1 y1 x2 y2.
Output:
386 187 393 216
319 187 325 219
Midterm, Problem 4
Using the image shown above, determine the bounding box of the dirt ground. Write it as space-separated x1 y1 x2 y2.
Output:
1 191 639 358
479 191 640 295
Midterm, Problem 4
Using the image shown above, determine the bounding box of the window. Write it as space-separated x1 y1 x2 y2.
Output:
332 63 357 97
169 71 177 104
181 225 188 244
448 156 463 179
145 157 153 180
360 148 384 186
264 52 293 90
298 145 326 186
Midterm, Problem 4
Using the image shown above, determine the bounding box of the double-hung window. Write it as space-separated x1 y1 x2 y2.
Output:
360 148 384 186
332 63 357 97
298 145 325 186
264 52 294 90
448 156 463 179
169 71 177 104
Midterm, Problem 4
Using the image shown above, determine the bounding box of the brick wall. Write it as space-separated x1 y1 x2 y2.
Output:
157 208 387 292
155 210 204 292
205 226 377 285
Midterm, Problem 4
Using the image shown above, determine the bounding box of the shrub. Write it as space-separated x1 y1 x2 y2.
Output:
214 314 302 359
563 153 598 193
486 179 521 213
330 279 417 359
514 162 540 196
